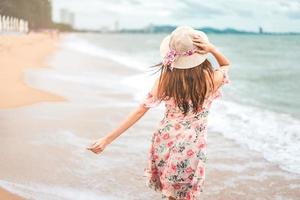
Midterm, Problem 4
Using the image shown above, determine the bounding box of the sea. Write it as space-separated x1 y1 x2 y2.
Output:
0 32 299 199
65 33 300 174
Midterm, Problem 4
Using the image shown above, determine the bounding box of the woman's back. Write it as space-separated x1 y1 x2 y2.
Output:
87 25 231 200
141 66 230 199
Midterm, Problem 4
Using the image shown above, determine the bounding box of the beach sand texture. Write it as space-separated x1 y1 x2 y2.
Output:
0 33 299 200
0 33 65 108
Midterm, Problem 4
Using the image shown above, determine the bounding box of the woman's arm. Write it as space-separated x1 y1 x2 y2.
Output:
193 35 230 68
106 106 148 144
210 47 230 68
87 105 149 154
193 36 231 89
87 77 160 154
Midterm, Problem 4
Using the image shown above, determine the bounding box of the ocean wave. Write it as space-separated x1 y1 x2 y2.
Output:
62 33 300 175
62 34 147 71
209 99 300 175
120 65 300 175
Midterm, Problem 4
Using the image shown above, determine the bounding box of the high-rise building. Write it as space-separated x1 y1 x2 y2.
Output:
59 9 75 27
114 20 119 32
259 26 263 34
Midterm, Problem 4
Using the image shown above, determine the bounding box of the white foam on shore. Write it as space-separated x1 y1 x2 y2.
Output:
122 73 300 174
62 34 147 71
209 99 300 175
60 34 300 175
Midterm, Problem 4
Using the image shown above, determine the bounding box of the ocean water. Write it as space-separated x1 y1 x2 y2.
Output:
66 33 300 175
1 33 299 199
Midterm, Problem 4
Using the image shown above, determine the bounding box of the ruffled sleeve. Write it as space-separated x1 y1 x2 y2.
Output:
140 92 162 108
214 67 230 86
210 66 231 101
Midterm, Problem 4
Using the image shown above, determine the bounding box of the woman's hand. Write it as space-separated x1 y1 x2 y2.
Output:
86 137 110 154
192 35 216 54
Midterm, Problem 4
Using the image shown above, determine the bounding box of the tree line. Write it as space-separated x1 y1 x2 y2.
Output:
0 0 52 30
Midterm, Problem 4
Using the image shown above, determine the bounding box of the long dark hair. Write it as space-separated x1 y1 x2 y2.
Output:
149 60 215 116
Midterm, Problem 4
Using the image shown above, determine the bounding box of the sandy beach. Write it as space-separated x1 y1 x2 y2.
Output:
0 32 65 199
0 33 299 200
0 187 24 200
0 33 65 108
0 33 63 200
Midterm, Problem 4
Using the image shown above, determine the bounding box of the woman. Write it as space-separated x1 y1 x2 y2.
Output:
87 25 230 200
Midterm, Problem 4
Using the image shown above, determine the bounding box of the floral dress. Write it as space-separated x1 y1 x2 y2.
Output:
140 68 230 200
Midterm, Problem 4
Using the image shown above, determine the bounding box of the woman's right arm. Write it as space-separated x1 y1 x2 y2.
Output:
210 47 230 68
209 47 230 90
192 36 231 90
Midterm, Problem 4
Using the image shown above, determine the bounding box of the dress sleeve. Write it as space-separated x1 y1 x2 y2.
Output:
214 66 230 86
210 66 230 101
139 91 162 108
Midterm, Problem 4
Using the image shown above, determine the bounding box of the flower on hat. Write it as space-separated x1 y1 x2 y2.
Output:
163 47 198 71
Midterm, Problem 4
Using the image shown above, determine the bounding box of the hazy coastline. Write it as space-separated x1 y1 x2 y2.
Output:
0 33 299 199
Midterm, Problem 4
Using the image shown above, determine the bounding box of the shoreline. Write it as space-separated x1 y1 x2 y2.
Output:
0 32 66 199
0 33 299 199
0 187 24 200
0 33 65 109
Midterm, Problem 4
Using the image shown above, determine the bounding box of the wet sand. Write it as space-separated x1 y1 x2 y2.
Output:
0 33 299 199
0 32 66 200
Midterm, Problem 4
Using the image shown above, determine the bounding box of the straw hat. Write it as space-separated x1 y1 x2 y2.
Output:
160 25 209 70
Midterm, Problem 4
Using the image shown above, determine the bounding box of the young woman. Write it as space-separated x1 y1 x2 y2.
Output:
87 26 230 200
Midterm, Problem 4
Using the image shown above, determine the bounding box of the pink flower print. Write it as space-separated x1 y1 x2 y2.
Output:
187 149 194 156
188 135 193 140
191 122 199 129
186 192 191 200
186 166 193 173
153 154 159 161
174 123 181 130
164 152 170 160
169 113 175 118
152 168 158 176
162 132 170 140
171 163 177 171
199 167 205 176
150 145 154 154
192 184 198 191
167 141 173 147
155 137 160 144
198 142 206 149
174 183 181 190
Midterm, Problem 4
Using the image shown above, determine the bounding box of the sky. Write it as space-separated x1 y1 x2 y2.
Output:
52 0 300 32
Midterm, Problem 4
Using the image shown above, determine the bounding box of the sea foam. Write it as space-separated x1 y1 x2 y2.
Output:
63 34 300 175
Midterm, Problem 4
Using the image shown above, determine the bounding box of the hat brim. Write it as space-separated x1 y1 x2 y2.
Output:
159 30 209 69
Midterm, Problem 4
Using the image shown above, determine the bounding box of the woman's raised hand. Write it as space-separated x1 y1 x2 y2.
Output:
192 35 216 54
86 137 110 154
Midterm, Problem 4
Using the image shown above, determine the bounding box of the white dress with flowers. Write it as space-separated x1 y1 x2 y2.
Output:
140 68 230 200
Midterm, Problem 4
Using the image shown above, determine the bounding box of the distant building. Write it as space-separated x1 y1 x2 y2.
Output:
114 20 119 32
60 9 68 24
145 23 155 33
259 26 263 34
69 13 75 27
59 9 75 27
